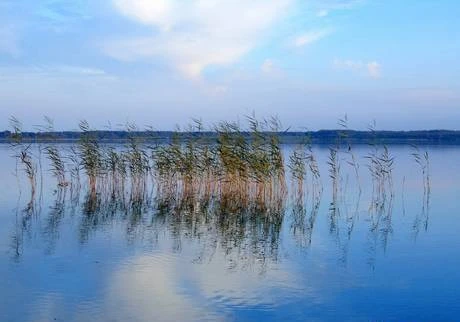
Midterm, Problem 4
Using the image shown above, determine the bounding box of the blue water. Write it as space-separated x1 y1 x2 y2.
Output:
0 144 459 321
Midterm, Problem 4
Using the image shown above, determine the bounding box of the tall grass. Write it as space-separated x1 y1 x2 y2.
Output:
78 120 102 198
338 115 361 193
9 115 442 263
366 121 394 205
288 131 322 204
17 116 281 213
288 145 307 197
9 117 37 202
7 115 438 222
328 147 340 202
412 145 431 196
45 146 67 187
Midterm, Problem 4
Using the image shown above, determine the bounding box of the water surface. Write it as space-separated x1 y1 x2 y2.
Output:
1 144 459 321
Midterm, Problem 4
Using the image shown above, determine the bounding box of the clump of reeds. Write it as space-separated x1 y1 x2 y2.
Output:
124 122 150 203
151 114 286 208
35 116 58 199
327 117 351 203
288 145 307 198
68 146 81 192
19 148 37 199
9 114 439 234
328 147 340 201
9 116 37 201
338 115 361 193
9 114 442 263
306 143 322 197
5 115 283 212
366 122 394 205
45 146 68 187
78 120 102 197
366 146 394 203
288 130 322 205
412 145 430 196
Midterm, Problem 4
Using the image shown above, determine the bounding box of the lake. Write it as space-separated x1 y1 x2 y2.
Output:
0 144 459 321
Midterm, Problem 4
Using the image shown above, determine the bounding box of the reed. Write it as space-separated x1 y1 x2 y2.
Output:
19 148 37 199
306 145 322 197
125 122 149 202
9 117 37 201
338 115 361 193
45 146 67 187
366 121 394 205
6 116 433 220
8 114 442 265
67 146 81 201
288 145 307 197
78 120 102 197
36 116 59 198
412 145 430 196
327 117 347 202
328 147 340 201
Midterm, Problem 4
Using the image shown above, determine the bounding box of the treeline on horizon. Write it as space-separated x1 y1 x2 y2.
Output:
1 129 460 145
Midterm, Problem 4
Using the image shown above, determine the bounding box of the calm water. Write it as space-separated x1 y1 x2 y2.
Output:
1 144 459 321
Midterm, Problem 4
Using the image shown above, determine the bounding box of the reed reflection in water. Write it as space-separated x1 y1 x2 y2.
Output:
9 143 432 270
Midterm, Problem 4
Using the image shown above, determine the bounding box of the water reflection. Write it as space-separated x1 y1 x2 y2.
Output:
4 145 460 321
290 192 321 249
9 173 434 273
413 186 431 239
11 188 285 272
42 190 66 255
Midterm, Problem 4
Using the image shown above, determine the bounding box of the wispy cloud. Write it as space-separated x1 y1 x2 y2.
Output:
52 65 107 76
0 0 94 35
35 0 94 33
293 29 332 47
106 0 293 78
0 65 111 80
333 59 382 79
38 0 92 21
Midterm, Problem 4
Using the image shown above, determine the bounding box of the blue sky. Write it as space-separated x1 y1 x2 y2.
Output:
0 0 459 130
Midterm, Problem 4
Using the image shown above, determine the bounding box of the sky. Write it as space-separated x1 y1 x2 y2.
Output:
0 0 459 131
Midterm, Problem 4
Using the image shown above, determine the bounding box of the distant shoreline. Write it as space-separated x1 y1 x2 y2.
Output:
1 130 460 145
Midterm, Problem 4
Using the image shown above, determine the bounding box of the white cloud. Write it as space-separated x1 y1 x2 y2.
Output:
97 249 302 322
366 61 381 79
113 0 174 29
53 65 107 76
261 59 275 73
316 10 329 17
333 59 382 79
108 0 293 78
293 29 332 47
